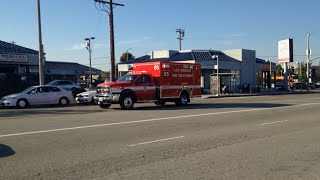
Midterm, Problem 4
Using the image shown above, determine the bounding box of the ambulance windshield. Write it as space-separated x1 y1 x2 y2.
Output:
116 74 138 82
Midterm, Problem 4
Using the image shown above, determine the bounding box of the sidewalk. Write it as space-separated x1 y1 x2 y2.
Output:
201 89 320 99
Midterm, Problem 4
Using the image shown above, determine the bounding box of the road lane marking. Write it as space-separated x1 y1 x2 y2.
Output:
129 136 184 147
1 102 320 138
260 120 289 126
0 108 269 138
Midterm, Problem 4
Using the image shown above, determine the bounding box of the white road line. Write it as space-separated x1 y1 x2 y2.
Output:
1 102 320 138
129 136 185 147
260 120 289 126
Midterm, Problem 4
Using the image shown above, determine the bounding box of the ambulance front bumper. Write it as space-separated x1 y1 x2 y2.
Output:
95 93 120 104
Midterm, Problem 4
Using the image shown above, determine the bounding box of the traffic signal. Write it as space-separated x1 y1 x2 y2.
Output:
291 66 295 74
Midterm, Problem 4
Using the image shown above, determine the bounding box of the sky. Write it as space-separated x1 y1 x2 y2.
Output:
1 0 320 71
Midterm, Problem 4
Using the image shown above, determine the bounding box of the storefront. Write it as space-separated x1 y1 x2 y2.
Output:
0 40 103 87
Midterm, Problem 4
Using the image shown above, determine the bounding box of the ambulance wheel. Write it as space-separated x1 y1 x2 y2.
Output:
175 92 189 106
99 103 111 109
154 100 166 106
120 94 134 110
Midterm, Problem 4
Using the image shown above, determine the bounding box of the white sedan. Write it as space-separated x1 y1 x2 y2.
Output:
75 91 97 104
0 85 74 108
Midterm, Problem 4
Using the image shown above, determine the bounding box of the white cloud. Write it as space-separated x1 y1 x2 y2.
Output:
65 43 87 51
93 43 106 49
65 43 106 51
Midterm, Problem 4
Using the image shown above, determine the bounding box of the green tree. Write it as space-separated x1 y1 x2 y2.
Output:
276 64 283 76
120 52 135 62
297 63 307 82
101 71 110 81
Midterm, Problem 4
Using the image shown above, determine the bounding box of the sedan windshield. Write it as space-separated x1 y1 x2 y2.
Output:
116 75 138 82
47 81 58 85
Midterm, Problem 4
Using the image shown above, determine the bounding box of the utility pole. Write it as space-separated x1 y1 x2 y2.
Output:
37 0 45 85
176 29 185 51
306 33 311 91
94 0 124 82
269 59 272 91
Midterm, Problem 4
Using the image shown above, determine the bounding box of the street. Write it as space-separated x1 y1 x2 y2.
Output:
1 94 320 179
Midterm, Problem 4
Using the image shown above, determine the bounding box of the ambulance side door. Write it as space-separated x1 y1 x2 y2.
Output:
135 75 155 101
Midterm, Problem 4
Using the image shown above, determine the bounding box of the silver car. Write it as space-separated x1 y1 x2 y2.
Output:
47 80 81 91
0 85 74 108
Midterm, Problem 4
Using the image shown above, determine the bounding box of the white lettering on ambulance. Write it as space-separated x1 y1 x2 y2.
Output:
179 69 191 72
172 74 193 78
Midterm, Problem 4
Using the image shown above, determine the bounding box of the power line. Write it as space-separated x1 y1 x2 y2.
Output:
91 56 110 60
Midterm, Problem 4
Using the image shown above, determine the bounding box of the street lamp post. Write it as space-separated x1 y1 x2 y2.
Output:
212 55 219 96
306 33 320 91
85 37 95 90
126 48 132 61
306 34 320 90
307 33 310 91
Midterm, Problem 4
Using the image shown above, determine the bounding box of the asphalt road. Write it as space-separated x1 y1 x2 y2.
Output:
1 94 320 179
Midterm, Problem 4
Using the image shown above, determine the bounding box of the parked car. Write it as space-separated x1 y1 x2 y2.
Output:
292 82 314 90
309 83 316 89
47 80 81 91
0 85 74 108
315 82 320 88
75 91 97 104
275 84 285 91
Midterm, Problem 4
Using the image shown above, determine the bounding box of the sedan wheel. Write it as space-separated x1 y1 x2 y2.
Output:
59 97 69 106
16 99 28 108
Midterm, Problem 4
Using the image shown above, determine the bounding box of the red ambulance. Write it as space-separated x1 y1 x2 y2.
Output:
95 61 201 109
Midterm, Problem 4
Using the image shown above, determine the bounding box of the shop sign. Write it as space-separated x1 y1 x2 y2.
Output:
278 39 293 63
29 68 39 73
261 65 271 71
0 54 28 63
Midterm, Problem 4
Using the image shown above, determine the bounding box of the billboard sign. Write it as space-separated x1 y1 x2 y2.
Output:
0 54 28 63
278 39 293 63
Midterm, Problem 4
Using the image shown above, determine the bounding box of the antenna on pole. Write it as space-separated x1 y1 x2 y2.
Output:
94 0 124 82
176 29 185 51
